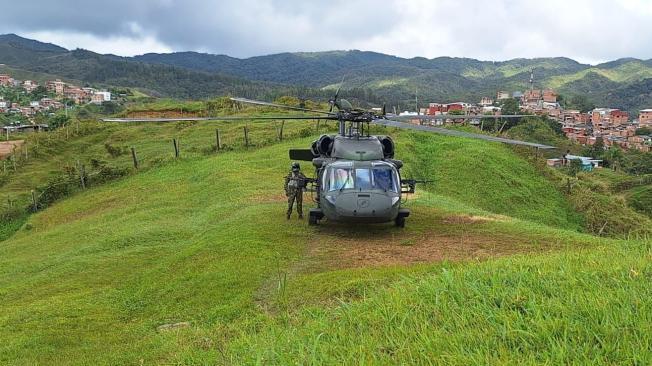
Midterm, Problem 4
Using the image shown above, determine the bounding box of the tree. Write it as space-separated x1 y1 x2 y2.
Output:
49 114 71 129
622 150 652 175
603 147 624 171
588 137 605 158
635 127 652 136
500 98 520 115
30 86 50 100
564 94 595 113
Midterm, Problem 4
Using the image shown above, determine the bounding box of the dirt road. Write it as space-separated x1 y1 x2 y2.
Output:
0 140 24 160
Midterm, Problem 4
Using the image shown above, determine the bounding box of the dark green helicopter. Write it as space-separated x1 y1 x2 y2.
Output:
104 91 555 227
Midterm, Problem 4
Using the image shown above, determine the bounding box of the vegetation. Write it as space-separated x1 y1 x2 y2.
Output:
1 115 650 363
4 34 652 113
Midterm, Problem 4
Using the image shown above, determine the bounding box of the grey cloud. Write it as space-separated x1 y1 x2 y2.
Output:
0 0 651 62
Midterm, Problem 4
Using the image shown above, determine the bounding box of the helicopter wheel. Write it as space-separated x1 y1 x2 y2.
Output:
395 216 406 228
309 215 318 225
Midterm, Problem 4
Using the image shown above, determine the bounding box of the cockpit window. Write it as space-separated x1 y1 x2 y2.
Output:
328 167 354 191
326 165 398 193
373 168 396 192
355 169 372 190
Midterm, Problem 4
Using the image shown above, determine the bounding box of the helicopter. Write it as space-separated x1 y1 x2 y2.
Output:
104 90 555 227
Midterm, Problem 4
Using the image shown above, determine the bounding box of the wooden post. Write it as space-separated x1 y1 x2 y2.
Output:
215 129 221 151
3 160 6 174
24 144 28 160
279 120 284 141
244 126 249 147
5 128 8 141
173 138 180 158
498 119 508 134
31 190 37 212
79 162 86 189
316 119 320 132
131 147 138 169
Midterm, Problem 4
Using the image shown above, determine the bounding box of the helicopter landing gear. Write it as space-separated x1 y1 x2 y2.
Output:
395 209 410 228
309 208 324 226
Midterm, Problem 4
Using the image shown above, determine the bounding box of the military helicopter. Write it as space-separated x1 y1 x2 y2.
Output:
104 90 555 227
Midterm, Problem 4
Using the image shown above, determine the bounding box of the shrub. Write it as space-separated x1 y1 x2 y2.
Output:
104 143 128 158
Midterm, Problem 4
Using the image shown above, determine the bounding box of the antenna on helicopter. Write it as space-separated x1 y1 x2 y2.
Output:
529 69 534 91
329 75 346 113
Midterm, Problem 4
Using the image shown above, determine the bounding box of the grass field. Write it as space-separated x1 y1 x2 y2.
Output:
1 120 651 364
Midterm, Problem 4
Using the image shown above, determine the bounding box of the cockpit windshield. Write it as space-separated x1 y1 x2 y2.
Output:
325 163 399 192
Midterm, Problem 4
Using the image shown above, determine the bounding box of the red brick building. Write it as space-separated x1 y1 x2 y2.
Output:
639 109 652 126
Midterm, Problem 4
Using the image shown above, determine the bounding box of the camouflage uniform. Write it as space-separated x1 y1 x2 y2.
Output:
284 168 306 219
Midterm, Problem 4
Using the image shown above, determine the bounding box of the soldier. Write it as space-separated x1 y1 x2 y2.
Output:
284 162 306 219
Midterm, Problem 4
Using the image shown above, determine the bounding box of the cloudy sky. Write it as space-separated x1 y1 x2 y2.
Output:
1 0 651 64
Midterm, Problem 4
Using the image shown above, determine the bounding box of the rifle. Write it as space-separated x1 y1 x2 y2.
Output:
401 179 432 194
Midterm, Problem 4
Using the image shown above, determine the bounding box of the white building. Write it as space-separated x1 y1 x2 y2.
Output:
95 91 111 101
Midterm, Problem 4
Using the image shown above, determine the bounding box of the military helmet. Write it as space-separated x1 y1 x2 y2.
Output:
291 162 300 171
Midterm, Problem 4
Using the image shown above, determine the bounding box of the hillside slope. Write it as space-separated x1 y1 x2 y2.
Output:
1 122 647 364
0 35 296 99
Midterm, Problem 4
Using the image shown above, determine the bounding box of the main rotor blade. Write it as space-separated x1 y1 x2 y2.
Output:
103 116 337 123
372 119 556 149
391 114 531 121
231 97 333 115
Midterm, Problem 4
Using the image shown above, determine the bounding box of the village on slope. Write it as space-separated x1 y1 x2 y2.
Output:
1 71 651 154
0 74 112 132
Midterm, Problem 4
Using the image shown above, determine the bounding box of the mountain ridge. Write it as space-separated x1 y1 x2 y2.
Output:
2 34 652 112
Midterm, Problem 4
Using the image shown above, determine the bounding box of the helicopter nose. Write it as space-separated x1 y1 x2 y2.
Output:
334 192 392 219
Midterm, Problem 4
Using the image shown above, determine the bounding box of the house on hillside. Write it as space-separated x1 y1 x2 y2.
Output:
0 74 13 86
639 109 652 126
46 79 65 96
496 91 510 100
22 80 38 92
479 97 493 106
2 124 49 134
548 154 602 171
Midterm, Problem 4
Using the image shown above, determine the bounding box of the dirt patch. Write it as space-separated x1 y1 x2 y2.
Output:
0 140 24 160
248 193 288 204
127 110 201 118
308 232 543 270
302 213 551 270
442 214 508 224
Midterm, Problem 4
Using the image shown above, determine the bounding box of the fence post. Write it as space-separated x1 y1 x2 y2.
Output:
131 147 138 169
79 163 86 190
215 129 221 151
31 190 37 212
173 138 180 158
279 120 284 141
244 126 249 147
316 119 320 132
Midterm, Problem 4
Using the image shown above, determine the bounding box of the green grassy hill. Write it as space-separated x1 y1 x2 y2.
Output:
1 117 651 364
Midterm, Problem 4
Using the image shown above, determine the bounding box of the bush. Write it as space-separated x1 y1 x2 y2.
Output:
88 159 129 185
37 176 76 209
104 143 128 158
0 206 24 222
